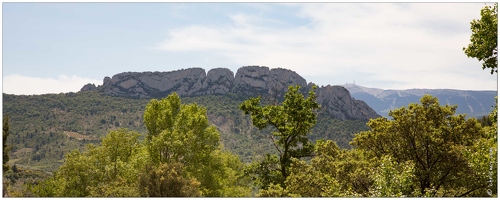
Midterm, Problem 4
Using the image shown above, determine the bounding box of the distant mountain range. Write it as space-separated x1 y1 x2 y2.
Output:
343 84 497 118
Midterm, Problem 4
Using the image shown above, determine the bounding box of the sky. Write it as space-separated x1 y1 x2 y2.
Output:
2 2 498 95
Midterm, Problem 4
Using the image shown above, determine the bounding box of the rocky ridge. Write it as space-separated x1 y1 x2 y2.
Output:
82 66 379 120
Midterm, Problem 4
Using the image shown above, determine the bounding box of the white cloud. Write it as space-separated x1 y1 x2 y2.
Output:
156 3 497 90
3 74 101 95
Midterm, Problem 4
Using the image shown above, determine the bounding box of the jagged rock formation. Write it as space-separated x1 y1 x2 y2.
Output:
234 66 271 94
316 85 380 120
85 66 309 98
81 66 379 120
80 83 97 92
204 68 234 95
234 66 308 96
99 68 206 98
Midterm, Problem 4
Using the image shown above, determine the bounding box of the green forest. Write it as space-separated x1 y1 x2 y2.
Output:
2 3 498 197
3 85 498 197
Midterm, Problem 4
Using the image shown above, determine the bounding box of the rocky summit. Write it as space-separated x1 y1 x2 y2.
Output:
81 66 379 120
316 85 380 120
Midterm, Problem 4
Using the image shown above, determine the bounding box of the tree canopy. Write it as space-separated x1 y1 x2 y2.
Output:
31 93 251 197
351 95 490 196
142 92 250 197
18 91 498 197
464 3 498 74
240 85 320 188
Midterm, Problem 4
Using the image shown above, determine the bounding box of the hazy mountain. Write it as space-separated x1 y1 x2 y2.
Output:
343 84 497 118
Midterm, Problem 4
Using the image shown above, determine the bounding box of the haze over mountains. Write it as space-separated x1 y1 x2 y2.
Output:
343 83 497 118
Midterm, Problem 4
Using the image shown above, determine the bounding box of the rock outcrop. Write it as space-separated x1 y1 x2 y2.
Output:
98 68 207 98
81 66 380 120
316 85 380 120
234 66 307 96
80 83 97 92
203 68 234 95
90 66 308 98
234 66 271 94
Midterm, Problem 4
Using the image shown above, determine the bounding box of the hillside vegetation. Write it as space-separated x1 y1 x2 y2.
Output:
3 86 496 197
3 90 368 173
3 2 498 197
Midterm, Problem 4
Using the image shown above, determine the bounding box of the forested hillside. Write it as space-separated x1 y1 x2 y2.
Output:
3 3 498 194
2 90 368 173
3 86 496 197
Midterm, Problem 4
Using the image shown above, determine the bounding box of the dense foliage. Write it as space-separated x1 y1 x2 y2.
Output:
253 95 497 197
2 89 366 174
28 93 251 197
464 3 498 74
240 85 320 188
3 4 497 196
3 115 11 173
352 95 492 196
3 91 149 173
142 93 251 196
3 90 496 197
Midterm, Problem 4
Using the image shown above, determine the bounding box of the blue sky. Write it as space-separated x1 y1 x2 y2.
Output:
2 2 498 95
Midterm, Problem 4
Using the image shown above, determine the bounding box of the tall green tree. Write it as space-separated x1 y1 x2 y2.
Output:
143 92 251 197
240 85 320 187
463 4 498 196
464 3 498 74
144 93 219 166
3 115 11 173
352 95 487 197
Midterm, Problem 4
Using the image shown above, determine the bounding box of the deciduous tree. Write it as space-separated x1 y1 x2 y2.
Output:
352 95 486 197
464 3 498 74
240 85 320 187
143 92 250 197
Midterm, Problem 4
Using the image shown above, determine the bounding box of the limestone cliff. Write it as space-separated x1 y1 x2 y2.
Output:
80 83 97 92
81 66 379 120
98 68 206 98
316 85 380 120
203 68 234 95
233 66 307 96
